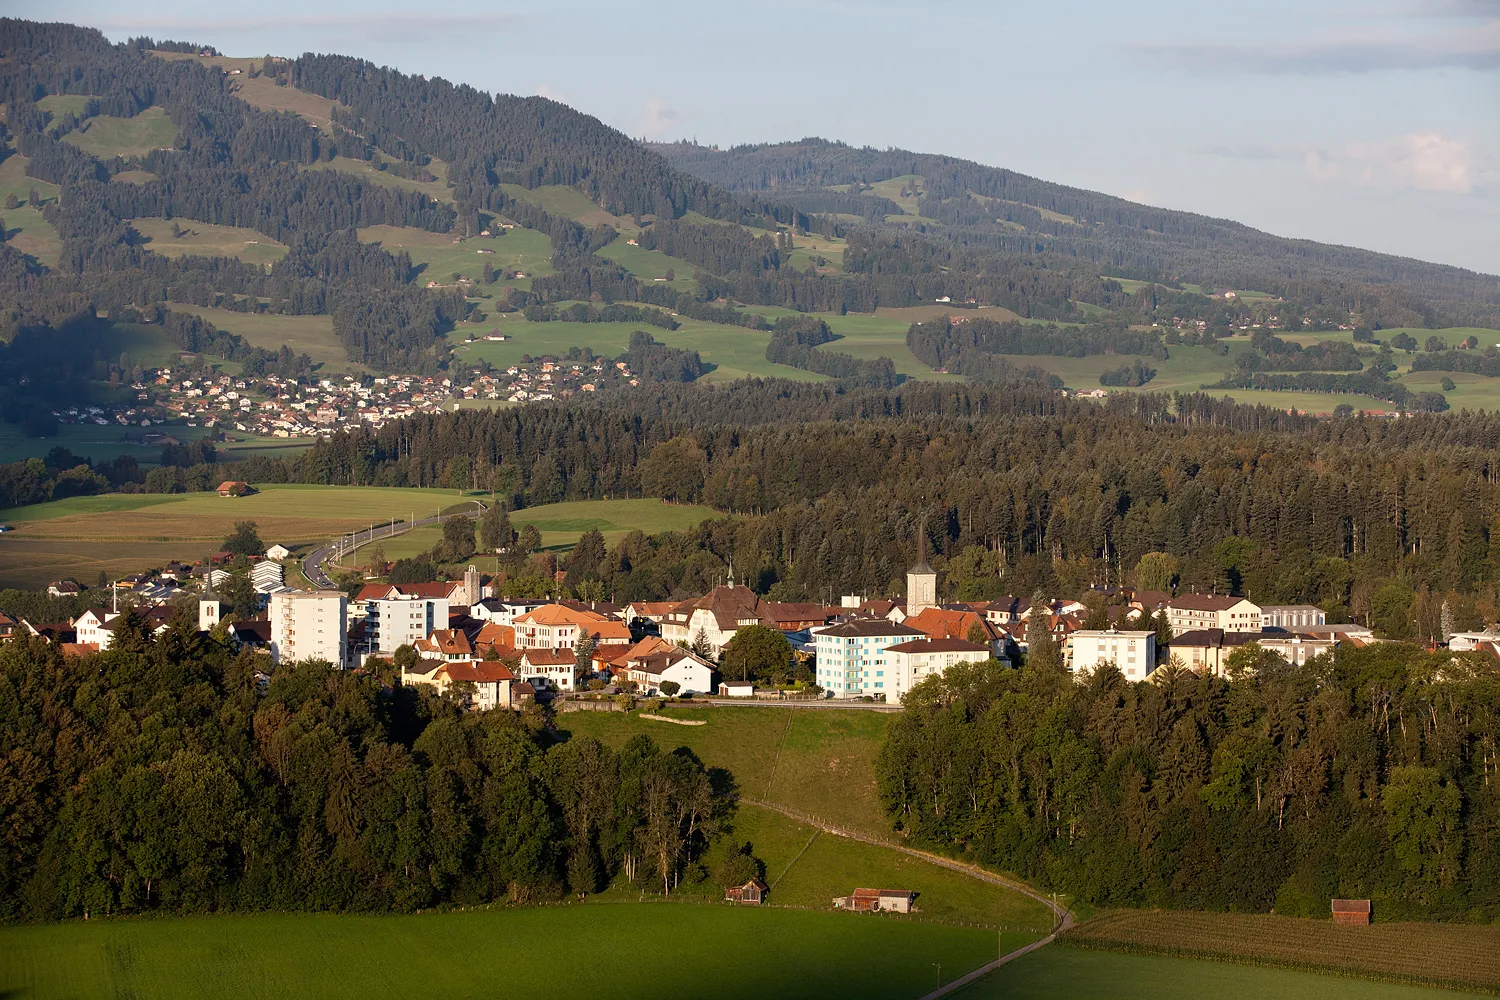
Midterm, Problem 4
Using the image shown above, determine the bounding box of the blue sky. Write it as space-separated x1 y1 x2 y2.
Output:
46 0 1500 274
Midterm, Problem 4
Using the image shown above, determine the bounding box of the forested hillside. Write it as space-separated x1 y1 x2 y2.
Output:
651 139 1500 328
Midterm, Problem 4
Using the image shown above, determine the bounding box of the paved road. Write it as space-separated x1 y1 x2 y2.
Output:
302 501 486 589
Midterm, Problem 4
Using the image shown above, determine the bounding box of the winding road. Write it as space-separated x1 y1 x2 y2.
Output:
302 500 486 589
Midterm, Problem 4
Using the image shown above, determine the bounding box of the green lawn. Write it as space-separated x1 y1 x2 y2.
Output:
132 218 287 267
0 904 1008 1000
966 946 1485 1000
0 205 62 267
62 106 178 158
596 236 700 291
164 304 354 371
559 705 894 837
357 224 555 289
0 422 186 470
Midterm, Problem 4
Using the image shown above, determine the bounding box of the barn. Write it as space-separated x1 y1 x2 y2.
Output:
1331 898 1372 925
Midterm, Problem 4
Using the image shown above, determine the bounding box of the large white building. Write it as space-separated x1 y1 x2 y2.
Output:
1164 596 1261 636
269 590 348 665
1067 629 1157 681
366 596 448 654
1260 605 1326 630
813 619 926 698
883 638 991 704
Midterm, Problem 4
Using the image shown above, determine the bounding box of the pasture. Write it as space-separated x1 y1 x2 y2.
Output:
151 52 339 128
0 155 61 206
0 205 62 267
1058 908 1500 994
110 168 157 184
62 106 178 158
357 224 554 287
131 218 287 267
164 305 352 371
37 93 93 122
596 236 700 291
499 183 637 230
972 946 1483 1000
302 156 456 207
559 704 894 837
0 485 475 589
0 422 188 470
0 904 1008 1000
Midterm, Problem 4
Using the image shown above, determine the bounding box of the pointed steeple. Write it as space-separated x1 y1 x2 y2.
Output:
910 522 932 574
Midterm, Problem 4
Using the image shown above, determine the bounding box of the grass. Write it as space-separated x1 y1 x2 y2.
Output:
866 174 926 216
151 52 340 128
302 156 456 207
0 484 478 589
0 904 1008 1000
784 231 847 274
164 304 354 371
131 218 287 267
62 106 178 158
499 183 637 230
0 204 62 267
967 946 1483 1000
357 224 554 288
38 94 93 123
0 155 62 207
111 168 157 184
1058 909 1500 994
596 236 700 291
342 498 721 566
0 423 191 471
558 705 894 836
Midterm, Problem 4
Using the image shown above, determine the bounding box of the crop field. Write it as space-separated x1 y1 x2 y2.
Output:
164 305 353 370
131 218 287 266
0 485 475 589
970 946 1481 1000
357 224 554 287
337 498 721 569
62 106 178 158
1058 908 1500 993
560 705 894 836
0 204 62 267
499 183 637 230
596 236 700 290
0 904 1010 1000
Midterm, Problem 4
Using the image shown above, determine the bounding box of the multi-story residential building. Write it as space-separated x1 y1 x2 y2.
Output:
813 619 926 698
1164 595 1262 636
883 638 991 704
1168 628 1336 676
1260 605 1326 630
366 596 448 655
270 590 348 666
1067 629 1158 681
513 604 630 649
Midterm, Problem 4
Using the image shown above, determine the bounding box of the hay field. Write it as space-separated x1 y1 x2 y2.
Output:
132 218 287 266
62 107 177 158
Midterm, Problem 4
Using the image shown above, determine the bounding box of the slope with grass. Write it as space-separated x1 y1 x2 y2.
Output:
301 156 456 207
357 224 554 288
595 236 700 291
0 204 62 267
164 304 352 370
970 946 1484 1000
0 904 1006 1000
0 484 475 589
558 705 893 837
61 106 178 158
131 218 287 267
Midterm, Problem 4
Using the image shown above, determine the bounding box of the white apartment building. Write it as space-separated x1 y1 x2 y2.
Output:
883 638 991 704
1260 605 1326 630
813 619 926 698
1164 596 1261 636
1067 629 1157 681
270 590 348 665
366 596 448 655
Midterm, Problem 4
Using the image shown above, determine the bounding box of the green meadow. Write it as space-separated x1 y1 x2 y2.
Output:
595 236 700 291
131 218 287 267
165 304 353 371
61 106 178 158
358 224 555 288
301 154 455 205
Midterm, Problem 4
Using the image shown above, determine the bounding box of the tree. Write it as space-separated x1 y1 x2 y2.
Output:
479 504 514 552
567 528 606 583
1023 591 1063 674
639 437 707 503
1133 552 1179 593
222 520 263 557
690 627 714 660
517 524 542 555
659 680 680 698
435 515 475 563
964 621 990 647
574 631 597 678
1383 766 1462 892
720 624 791 682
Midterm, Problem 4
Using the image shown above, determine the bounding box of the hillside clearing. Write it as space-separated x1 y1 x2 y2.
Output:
164 305 352 371
62 106 177 158
357 224 555 288
132 218 287 266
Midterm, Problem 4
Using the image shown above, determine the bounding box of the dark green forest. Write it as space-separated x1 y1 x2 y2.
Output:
0 629 735 919
878 645 1500 920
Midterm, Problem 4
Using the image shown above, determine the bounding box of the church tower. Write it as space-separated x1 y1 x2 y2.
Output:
463 564 482 606
199 573 222 632
906 528 936 616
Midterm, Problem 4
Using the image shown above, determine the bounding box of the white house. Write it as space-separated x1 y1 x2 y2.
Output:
519 647 579 691
265 543 293 561
513 604 630 649
269 590 348 666
73 609 119 649
882 637 991 704
812 619 926 698
1164 596 1262 636
401 658 531 711
1067 629 1157 681
718 680 755 698
619 645 716 696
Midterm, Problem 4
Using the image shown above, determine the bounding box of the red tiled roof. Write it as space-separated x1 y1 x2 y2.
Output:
521 647 576 666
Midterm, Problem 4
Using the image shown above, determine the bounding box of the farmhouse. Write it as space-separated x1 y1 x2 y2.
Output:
47 580 82 598
833 888 917 913
616 642 716 696
216 480 255 497
519 647 579 691
265 543 293 561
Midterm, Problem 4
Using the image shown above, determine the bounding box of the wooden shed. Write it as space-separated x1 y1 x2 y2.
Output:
1331 898 1371 925
724 878 767 905
833 888 917 914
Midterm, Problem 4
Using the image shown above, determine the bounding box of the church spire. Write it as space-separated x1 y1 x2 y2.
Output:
911 521 931 573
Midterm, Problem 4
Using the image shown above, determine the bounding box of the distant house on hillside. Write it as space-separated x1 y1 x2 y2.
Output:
47 580 82 598
265 543 292 561
216 480 255 497
724 878 767 905
833 888 916 913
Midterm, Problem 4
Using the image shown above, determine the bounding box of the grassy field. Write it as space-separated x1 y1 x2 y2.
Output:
0 903 1012 1000
0 485 476 589
62 106 177 158
38 94 93 122
302 156 457 207
595 236 700 291
131 218 287 267
0 155 61 206
165 305 353 371
0 421 196 470
0 204 62 267
968 946 1484 1000
1059 909 1500 993
559 705 893 836
341 498 721 567
357 224 554 287
499 183 637 230
152 52 340 128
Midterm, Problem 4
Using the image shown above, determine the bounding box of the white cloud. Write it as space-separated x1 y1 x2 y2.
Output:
640 98 680 139
1117 187 1152 205
1306 132 1482 192
534 84 572 105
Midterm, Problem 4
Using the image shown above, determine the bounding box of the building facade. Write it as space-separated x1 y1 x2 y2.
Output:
1165 596 1262 636
367 596 448 655
883 638 991 704
813 619 926 698
1067 629 1157 680
269 590 348 665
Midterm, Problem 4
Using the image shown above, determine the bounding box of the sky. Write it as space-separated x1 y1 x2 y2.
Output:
39 0 1500 275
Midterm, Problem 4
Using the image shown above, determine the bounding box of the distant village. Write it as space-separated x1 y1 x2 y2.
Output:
10 539 1474 717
